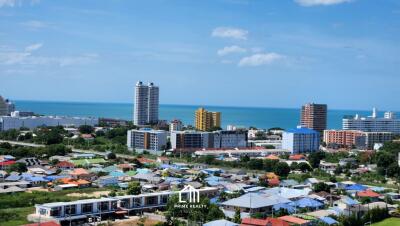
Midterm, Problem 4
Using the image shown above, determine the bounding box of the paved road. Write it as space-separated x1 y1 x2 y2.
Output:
0 139 136 160
0 139 45 147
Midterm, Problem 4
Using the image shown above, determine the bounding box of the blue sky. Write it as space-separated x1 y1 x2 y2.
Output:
0 0 399 110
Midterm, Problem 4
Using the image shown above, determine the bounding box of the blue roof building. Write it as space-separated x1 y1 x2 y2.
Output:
282 126 320 154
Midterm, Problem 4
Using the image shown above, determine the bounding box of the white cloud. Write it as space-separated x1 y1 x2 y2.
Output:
294 0 352 7
20 20 47 30
25 43 42 52
0 43 98 67
0 51 31 64
238 53 285 67
211 27 248 40
217 45 246 56
0 0 39 7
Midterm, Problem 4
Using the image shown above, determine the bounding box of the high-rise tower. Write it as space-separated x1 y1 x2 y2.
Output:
133 81 159 126
195 108 221 131
300 103 327 134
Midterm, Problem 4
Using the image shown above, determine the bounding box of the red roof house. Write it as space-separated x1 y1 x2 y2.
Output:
289 154 306 160
278 216 310 226
268 178 281 187
241 218 289 226
265 155 280 160
357 189 380 198
56 161 75 169
0 160 16 170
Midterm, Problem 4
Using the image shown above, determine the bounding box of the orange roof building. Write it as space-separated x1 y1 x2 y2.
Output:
57 178 91 187
70 168 89 176
265 155 280 160
357 189 380 198
241 218 289 226
268 178 281 187
278 216 310 225
56 161 75 169
241 218 270 226
118 163 134 170
136 157 156 164
289 154 306 160
266 172 279 179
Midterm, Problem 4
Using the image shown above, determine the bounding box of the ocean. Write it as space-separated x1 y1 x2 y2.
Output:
13 100 389 130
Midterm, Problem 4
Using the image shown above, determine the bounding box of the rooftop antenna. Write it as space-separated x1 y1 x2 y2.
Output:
372 107 377 118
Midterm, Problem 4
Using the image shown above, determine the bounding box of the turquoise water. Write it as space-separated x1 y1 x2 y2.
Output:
13 100 390 130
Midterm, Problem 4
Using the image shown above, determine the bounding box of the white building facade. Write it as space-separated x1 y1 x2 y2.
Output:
127 129 167 152
0 114 98 131
169 119 183 132
364 132 394 149
343 109 400 134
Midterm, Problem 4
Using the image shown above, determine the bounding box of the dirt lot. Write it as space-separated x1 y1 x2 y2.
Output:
111 216 161 226
66 190 110 198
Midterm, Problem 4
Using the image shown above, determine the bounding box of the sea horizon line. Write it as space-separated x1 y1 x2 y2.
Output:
12 99 398 113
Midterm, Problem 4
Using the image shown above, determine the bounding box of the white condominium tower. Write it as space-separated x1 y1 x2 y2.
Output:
133 81 159 126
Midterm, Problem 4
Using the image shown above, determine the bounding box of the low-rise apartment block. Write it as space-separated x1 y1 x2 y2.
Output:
0 113 98 131
323 130 394 149
170 130 247 151
282 127 320 154
323 130 366 149
127 129 167 152
29 187 218 223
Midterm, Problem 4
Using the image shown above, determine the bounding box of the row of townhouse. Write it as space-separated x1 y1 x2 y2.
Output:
29 187 218 223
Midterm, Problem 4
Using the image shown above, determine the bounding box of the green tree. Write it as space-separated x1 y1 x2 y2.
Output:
313 182 330 193
127 181 142 195
274 162 290 177
298 162 313 172
8 162 27 173
233 207 241 223
308 151 325 168
248 159 263 170
165 195 223 225
290 162 298 171
78 125 94 134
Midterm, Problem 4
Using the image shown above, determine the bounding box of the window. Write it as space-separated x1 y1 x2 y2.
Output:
111 201 118 210
82 203 93 213
145 196 158 205
65 205 76 215
161 195 168 204
133 198 142 207
50 207 61 217
39 208 47 216
120 199 130 208
98 201 109 211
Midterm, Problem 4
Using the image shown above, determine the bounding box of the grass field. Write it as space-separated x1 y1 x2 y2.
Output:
0 207 34 226
372 217 400 226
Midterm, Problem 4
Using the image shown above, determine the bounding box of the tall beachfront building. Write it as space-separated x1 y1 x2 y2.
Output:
343 108 400 134
194 108 221 131
300 103 327 134
0 96 15 116
133 81 159 126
